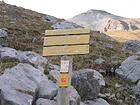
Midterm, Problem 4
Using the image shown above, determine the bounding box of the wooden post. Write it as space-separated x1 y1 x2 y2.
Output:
57 56 73 105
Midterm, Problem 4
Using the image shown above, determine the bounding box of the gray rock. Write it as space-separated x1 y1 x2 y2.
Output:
0 63 49 105
134 81 140 105
52 21 80 29
0 47 48 72
0 29 8 38
94 58 105 65
49 70 60 82
17 51 48 71
36 98 56 105
71 69 105 100
69 86 81 105
0 47 18 61
124 40 140 53
43 15 58 24
84 98 110 105
105 43 114 49
49 64 60 71
38 80 58 99
115 55 140 82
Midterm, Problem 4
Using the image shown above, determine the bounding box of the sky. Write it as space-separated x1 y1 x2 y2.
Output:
2 0 140 19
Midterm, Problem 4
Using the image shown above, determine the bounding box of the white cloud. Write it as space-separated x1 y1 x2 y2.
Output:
3 0 140 19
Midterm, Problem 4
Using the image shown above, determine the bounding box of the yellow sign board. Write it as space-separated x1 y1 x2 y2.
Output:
43 28 90 56
43 45 89 56
44 35 89 46
59 73 69 88
45 28 90 36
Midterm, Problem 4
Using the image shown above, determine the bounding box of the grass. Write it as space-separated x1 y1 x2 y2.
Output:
106 30 140 42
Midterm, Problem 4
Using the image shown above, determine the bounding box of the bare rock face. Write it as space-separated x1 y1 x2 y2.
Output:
68 9 140 32
115 55 140 82
0 63 48 105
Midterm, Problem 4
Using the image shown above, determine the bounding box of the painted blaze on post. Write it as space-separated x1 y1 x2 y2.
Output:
43 28 90 88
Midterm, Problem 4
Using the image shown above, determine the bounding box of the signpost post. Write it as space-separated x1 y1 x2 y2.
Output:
42 28 90 105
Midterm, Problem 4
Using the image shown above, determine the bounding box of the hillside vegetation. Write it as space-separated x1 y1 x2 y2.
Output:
106 30 140 42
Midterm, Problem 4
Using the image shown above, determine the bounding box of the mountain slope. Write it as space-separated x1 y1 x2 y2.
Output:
0 1 60 53
68 9 140 32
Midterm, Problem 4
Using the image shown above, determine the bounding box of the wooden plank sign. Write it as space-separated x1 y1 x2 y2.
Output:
43 28 90 56
59 73 69 88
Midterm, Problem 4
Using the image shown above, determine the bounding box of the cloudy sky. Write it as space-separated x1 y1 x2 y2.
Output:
3 0 140 19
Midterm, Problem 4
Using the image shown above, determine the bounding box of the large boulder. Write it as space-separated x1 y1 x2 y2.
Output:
115 55 140 82
71 69 105 100
0 47 48 72
124 40 140 53
0 63 48 105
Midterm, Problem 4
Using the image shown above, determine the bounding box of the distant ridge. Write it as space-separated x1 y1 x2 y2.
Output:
68 9 140 32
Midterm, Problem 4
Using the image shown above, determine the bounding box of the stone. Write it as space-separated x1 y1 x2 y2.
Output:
36 98 56 105
115 55 140 82
49 70 60 82
124 40 140 53
38 80 58 99
0 63 48 105
105 43 114 49
0 47 18 61
52 21 80 29
134 81 140 105
94 58 105 65
0 29 8 38
71 69 105 100
0 47 48 72
48 64 60 71
17 51 48 72
43 15 58 24
69 86 81 105
84 98 110 105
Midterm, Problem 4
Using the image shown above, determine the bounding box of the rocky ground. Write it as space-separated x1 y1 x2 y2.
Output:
0 1 140 105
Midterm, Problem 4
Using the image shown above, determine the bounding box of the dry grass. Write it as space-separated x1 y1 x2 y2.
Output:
106 30 140 42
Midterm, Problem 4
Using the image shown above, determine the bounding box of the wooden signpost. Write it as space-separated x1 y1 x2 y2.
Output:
43 28 90 105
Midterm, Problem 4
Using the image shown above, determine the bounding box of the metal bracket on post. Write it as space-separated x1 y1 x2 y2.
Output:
57 56 73 105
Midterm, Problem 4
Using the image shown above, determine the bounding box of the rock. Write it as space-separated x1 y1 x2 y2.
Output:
36 98 56 105
84 98 110 105
43 15 58 24
52 21 80 29
105 43 114 49
134 81 140 105
0 63 48 105
0 47 18 61
49 64 60 71
49 70 60 82
94 58 105 65
38 80 58 99
80 102 87 105
0 47 48 72
17 51 48 72
0 29 8 38
115 55 140 82
71 69 105 100
69 86 81 105
124 40 140 53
